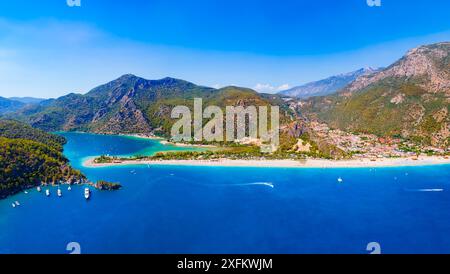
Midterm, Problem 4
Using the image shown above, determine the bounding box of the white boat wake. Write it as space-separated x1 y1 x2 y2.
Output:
233 182 275 188
168 178 276 189
406 189 444 192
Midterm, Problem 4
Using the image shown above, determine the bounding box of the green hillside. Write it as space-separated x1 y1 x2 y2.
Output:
0 120 85 198
10 75 291 136
0 119 66 150
0 97 25 115
302 43 450 148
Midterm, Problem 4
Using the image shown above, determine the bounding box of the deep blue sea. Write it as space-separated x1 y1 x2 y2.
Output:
1 132 450 254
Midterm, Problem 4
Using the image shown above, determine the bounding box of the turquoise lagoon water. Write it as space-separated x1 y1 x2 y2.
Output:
1 132 450 254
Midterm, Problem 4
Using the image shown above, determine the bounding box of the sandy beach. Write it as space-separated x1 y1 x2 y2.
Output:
120 134 218 149
120 133 164 140
159 140 217 148
84 156 450 169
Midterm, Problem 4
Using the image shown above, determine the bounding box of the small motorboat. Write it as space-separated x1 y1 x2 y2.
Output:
84 188 90 200
15 201 20 206
46 189 50 197
57 188 62 197
37 186 41 192
12 203 16 208
24 191 28 194
337 177 344 183
68 186 72 191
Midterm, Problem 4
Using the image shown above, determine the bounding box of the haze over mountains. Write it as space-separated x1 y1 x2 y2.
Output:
279 68 380 99
1 42 449 148
0 97 25 115
0 97 47 115
302 42 450 147
9 97 46 104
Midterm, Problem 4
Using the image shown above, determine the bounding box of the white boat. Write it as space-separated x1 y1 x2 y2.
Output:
57 188 62 197
84 188 90 200
338 177 344 183
37 186 41 192
12 203 16 208
15 201 20 206
24 191 28 194
68 186 72 191
46 189 50 197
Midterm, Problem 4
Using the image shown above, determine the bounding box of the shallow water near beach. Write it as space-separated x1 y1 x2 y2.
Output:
1 132 450 254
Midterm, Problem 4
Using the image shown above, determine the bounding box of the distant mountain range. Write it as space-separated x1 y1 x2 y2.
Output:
0 97 46 115
302 42 450 147
9 97 46 104
2 42 449 148
7 75 287 135
0 97 25 115
279 68 380 99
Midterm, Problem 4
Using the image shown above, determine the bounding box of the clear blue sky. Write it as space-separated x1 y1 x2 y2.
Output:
0 0 450 97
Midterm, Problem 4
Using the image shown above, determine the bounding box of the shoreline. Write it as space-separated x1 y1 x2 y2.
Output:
86 132 217 149
84 156 450 169
119 133 164 140
159 140 217 148
121 133 218 149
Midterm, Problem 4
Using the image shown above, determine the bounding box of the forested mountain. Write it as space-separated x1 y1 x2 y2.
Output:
10 75 290 136
0 120 84 198
0 120 66 150
0 97 25 115
301 42 450 147
5 43 449 152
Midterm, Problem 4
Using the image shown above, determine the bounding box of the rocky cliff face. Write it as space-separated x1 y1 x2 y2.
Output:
9 75 284 136
302 42 450 148
345 43 450 95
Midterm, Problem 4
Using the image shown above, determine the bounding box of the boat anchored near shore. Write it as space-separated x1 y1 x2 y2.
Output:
57 188 62 197
46 189 50 197
84 188 90 200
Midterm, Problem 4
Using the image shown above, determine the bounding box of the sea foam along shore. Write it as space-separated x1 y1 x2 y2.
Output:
84 156 450 169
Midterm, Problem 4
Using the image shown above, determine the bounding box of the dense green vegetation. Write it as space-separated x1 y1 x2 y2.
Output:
0 137 84 198
7 75 293 137
301 43 450 148
304 78 449 148
0 120 66 150
95 180 122 191
0 119 89 198
94 136 341 164
94 155 115 164
303 43 450 148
